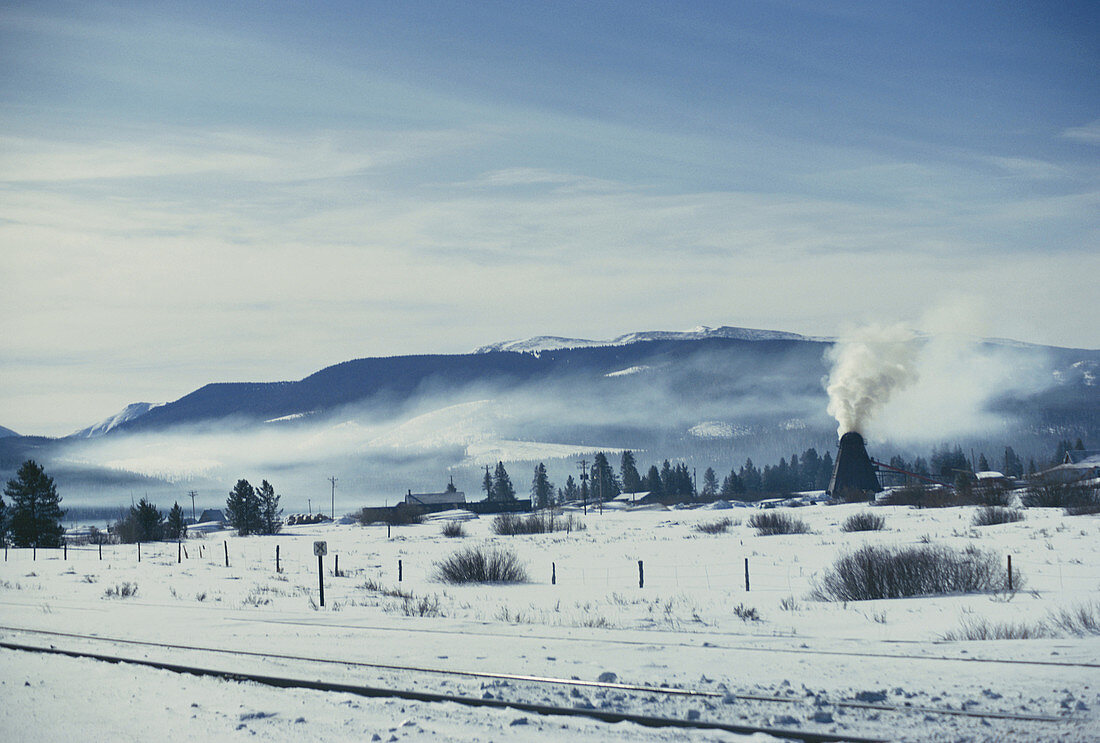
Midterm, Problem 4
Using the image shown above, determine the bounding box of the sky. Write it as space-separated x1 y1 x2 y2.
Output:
1 0 1098 437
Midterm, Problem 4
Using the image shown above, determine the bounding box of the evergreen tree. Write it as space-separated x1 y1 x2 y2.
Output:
911 456 929 478
226 479 262 536
591 452 620 505
620 451 642 494
977 453 990 472
739 459 762 493
165 502 187 540
720 469 744 498
673 463 694 497
819 452 834 489
659 460 674 495
531 463 554 509
701 467 719 498
1052 439 1073 466
1075 438 1086 451
1027 458 1037 475
801 448 822 490
258 480 282 535
482 466 493 499
445 477 458 494
130 497 164 541
562 475 579 502
5 460 65 548
643 465 662 496
1002 447 1023 478
491 462 516 502
0 490 6 541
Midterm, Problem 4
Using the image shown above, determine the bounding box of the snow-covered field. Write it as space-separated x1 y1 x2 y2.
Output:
2 502 1098 741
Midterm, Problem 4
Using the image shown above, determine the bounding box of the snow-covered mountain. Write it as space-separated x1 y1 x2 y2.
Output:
473 325 814 354
0 425 19 439
72 402 163 438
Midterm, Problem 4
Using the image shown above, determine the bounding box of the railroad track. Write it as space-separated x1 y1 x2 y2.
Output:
0 625 1069 728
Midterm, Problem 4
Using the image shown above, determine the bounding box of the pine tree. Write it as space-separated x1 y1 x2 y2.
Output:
226 479 262 536
659 460 674 495
620 451 642 494
0 489 6 541
1002 447 1023 478
492 462 515 502
1027 458 1037 475
531 463 554 509
591 452 620 505
445 477 458 494
562 474 579 502
1076 438 1086 451
701 467 719 498
131 497 164 541
5 460 65 548
165 502 188 540
977 453 990 472
258 480 282 535
643 465 662 496
482 466 493 500
720 469 744 498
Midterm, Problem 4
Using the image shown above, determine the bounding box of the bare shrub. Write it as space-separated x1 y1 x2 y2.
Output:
941 616 1050 641
748 511 810 536
435 546 528 584
1048 601 1100 636
695 517 733 534
1022 482 1096 510
492 512 584 535
974 483 1014 507
441 521 466 538
841 512 886 532
732 603 761 621
812 544 1020 601
972 506 1025 526
402 594 443 617
878 485 969 508
104 582 138 599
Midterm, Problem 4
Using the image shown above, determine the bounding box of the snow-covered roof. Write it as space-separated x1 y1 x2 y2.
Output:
976 471 1006 480
1063 450 1100 466
405 491 466 506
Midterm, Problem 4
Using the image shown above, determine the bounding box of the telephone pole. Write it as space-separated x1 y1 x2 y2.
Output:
188 491 197 522
328 476 337 520
577 459 589 515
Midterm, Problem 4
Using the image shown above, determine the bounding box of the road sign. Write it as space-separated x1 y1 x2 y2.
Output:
313 540 328 556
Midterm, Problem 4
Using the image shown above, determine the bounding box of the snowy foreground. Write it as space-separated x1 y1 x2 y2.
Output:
2 503 1098 742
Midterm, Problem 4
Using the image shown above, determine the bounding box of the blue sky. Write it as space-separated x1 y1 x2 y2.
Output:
1 0 1098 435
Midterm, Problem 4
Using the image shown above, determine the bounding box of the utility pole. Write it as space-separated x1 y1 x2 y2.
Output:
188 491 197 522
308 498 312 515
577 459 589 515
328 476 337 520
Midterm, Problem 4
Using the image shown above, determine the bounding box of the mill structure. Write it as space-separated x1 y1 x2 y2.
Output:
827 431 883 498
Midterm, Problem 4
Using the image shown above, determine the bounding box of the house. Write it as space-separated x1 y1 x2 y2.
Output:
197 509 225 524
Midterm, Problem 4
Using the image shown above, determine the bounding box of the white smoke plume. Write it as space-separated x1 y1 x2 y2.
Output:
826 323 920 437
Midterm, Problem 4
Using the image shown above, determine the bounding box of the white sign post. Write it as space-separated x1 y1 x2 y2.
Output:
314 541 327 606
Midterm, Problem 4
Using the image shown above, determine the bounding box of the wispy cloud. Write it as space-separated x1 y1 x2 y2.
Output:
1063 119 1100 145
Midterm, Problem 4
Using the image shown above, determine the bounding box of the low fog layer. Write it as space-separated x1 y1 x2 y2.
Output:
26 332 1094 512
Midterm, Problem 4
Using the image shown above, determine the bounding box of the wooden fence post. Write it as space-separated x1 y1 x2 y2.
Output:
178 541 182 564
744 557 750 592
224 540 229 568
638 560 644 588
335 554 340 577
276 544 281 573
552 562 556 585
63 541 67 560
1008 555 1013 592
398 559 403 582
137 542 141 562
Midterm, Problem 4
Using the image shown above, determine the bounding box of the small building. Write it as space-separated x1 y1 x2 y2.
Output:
198 509 225 524
404 490 466 508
